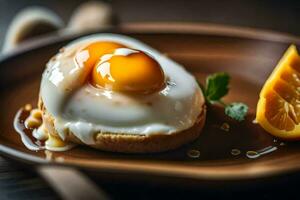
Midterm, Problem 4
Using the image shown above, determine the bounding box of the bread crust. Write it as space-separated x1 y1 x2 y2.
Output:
39 99 206 153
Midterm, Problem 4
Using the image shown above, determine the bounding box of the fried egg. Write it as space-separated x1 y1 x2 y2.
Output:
40 34 204 145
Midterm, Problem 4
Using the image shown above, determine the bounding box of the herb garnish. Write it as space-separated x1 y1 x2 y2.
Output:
199 72 248 121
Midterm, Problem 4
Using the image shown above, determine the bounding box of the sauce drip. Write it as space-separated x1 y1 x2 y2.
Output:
14 104 284 158
246 146 278 159
14 108 45 151
14 106 75 152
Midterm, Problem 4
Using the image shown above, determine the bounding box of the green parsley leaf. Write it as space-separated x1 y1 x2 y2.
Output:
199 72 249 121
225 102 248 121
205 73 230 103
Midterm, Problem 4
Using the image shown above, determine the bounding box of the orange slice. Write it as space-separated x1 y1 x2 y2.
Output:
256 45 300 140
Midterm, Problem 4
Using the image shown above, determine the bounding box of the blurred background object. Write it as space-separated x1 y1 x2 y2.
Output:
0 0 300 50
2 1 114 53
67 1 113 33
1 6 63 53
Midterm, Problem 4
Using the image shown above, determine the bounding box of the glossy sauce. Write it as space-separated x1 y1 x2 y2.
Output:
14 102 286 160
185 105 285 160
14 108 45 151
14 107 75 152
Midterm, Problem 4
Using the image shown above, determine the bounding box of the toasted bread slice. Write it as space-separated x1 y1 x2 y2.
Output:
39 99 206 153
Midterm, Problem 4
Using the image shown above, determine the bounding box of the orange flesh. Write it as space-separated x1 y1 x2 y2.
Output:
256 45 300 140
265 58 300 130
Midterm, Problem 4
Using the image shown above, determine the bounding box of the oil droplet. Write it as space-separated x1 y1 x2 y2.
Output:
273 139 278 143
246 146 278 159
252 119 258 124
259 146 278 156
246 151 259 159
187 149 200 158
231 149 241 156
220 122 230 132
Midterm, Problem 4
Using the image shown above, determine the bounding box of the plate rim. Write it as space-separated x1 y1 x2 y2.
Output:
1 143 300 181
1 22 300 181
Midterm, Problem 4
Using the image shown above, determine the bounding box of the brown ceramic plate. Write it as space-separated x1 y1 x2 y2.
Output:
1 22 300 184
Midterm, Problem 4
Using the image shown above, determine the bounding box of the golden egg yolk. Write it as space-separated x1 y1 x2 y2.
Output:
75 41 126 71
91 48 165 94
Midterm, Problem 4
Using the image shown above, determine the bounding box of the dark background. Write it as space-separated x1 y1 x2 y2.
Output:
0 0 299 48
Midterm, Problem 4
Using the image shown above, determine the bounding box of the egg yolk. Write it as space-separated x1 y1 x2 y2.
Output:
75 41 126 71
91 48 165 94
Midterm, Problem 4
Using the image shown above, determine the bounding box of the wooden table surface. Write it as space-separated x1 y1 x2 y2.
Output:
0 157 59 200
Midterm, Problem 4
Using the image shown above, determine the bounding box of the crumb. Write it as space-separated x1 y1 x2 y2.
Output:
24 104 32 111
